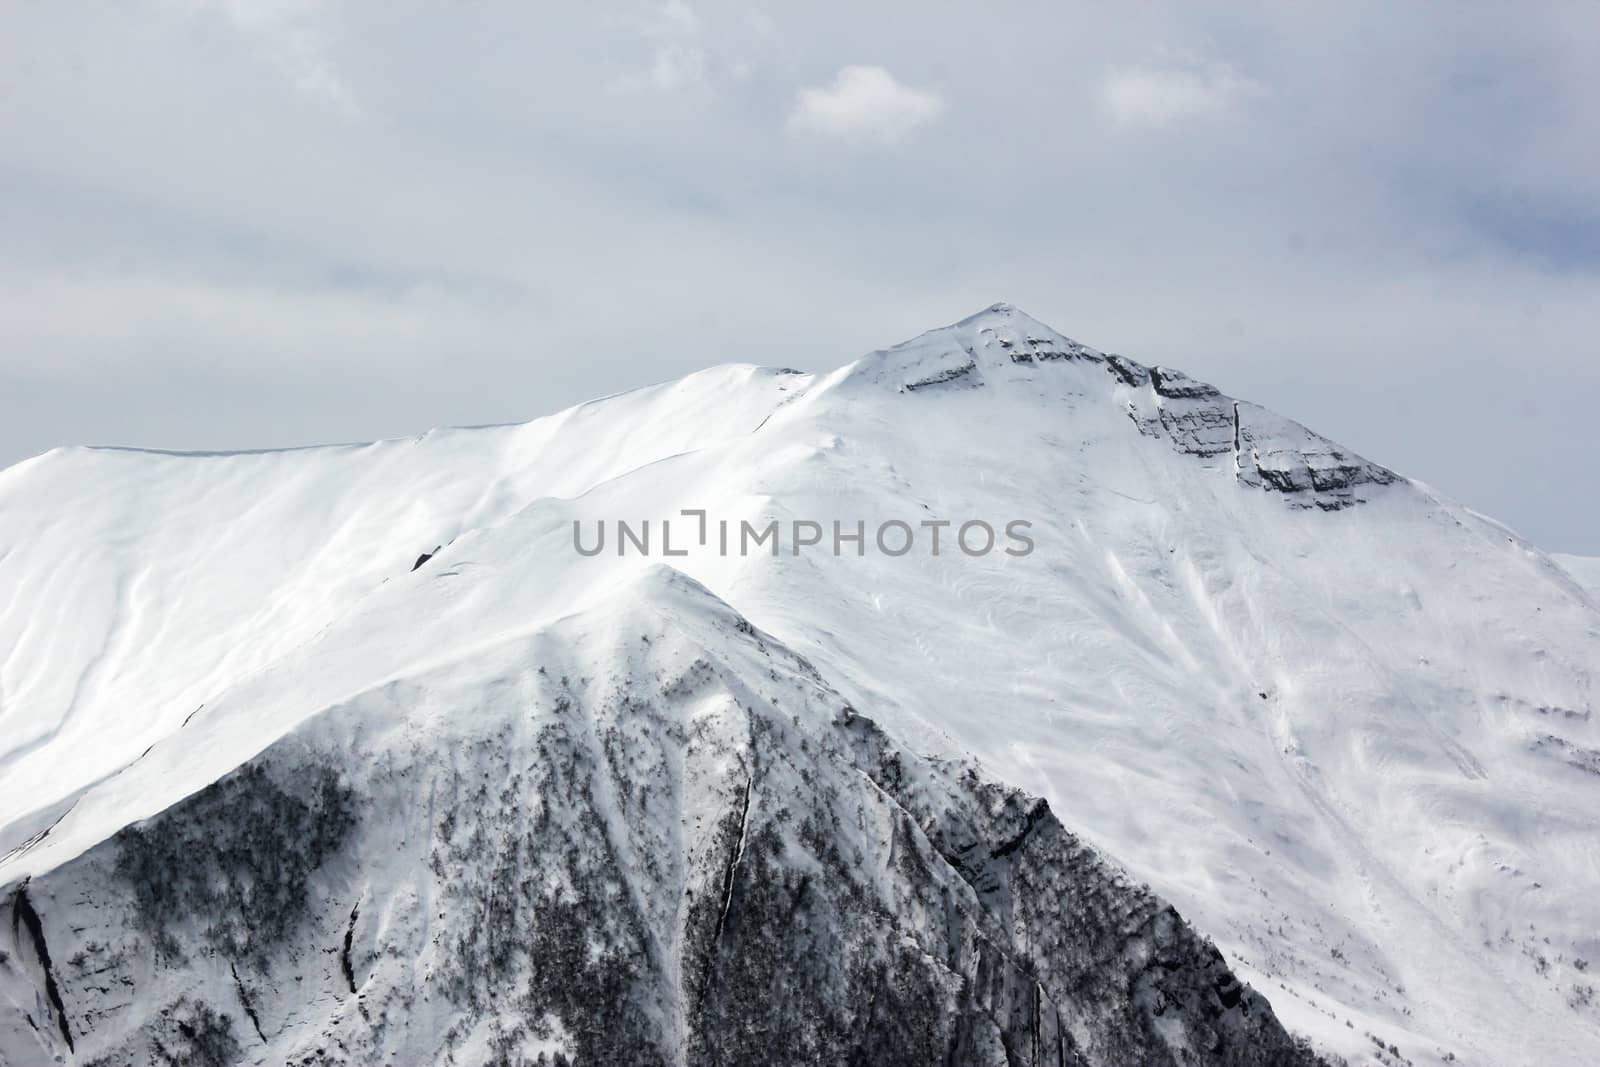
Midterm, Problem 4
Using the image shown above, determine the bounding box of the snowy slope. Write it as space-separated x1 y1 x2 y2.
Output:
2 304 1597 1066
1556 554 1600 598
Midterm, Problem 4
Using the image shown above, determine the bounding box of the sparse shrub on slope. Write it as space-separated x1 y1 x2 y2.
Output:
111 761 357 966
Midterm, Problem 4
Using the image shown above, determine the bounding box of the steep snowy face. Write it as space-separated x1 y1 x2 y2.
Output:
1 304 1597 1066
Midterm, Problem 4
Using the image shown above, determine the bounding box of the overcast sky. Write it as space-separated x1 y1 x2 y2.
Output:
3 2 1597 551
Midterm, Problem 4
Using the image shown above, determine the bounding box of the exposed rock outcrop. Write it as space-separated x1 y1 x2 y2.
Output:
857 303 1397 510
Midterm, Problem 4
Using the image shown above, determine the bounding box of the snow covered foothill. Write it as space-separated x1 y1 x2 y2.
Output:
0 303 1596 1066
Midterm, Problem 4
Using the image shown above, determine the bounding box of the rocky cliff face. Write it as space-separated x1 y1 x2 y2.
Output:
1 572 1322 1066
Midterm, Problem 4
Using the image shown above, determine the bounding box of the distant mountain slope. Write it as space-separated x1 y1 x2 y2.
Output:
2 305 1596 1065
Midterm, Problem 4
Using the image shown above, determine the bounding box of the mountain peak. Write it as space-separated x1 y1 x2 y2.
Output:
950 300 1077 341
841 303 1105 394
835 303 1398 511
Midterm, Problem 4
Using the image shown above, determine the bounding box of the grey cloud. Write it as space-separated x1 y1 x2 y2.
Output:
1 0 1596 550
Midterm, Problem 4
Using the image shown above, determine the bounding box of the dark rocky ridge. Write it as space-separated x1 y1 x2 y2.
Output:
0 572 1327 1066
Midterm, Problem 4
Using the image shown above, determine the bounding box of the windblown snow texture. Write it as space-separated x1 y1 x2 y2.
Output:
2 304 1597 1066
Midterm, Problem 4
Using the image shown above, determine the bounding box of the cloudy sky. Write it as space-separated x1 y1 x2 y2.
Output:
3 2 1597 551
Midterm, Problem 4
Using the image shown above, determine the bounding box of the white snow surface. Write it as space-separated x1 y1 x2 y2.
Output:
2 303 1598 1065
1556 554 1600 598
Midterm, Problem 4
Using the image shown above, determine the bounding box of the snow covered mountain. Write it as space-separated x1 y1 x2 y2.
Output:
1 304 1596 1066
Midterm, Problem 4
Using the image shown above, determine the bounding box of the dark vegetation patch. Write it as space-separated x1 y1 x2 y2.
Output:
838 708 1329 1067
111 761 357 967
685 817 960 1067
430 719 672 1067
83 998 241 1067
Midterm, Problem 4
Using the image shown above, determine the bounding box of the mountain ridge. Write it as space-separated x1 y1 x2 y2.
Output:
2 305 1597 1065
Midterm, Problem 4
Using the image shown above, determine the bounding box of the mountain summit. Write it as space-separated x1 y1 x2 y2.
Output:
844 302 1397 509
2 307 1597 1065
